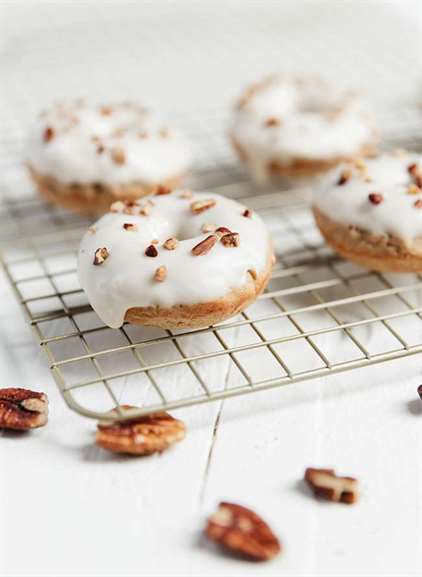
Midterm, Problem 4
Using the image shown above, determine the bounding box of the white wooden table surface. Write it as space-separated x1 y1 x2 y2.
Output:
1 2 422 575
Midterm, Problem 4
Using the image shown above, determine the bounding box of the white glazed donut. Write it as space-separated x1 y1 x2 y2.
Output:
78 190 274 329
313 151 422 272
27 101 191 214
231 77 377 181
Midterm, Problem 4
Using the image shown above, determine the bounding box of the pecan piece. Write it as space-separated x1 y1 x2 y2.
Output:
96 406 186 455
191 198 216 214
93 247 109 265
248 268 258 280
304 467 359 504
337 169 351 186
145 244 158 257
163 237 178 250
215 226 232 238
264 117 280 127
0 388 48 430
110 147 125 165
43 126 54 142
205 502 281 561
123 222 138 231
408 184 421 195
192 235 218 256
418 384 422 400
414 199 422 209
155 184 172 195
368 192 383 205
242 209 252 218
154 266 167 282
221 232 240 247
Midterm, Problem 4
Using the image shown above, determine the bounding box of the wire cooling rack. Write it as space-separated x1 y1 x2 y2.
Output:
2 155 422 421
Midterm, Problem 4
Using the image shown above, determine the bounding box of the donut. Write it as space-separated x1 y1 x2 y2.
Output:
27 101 191 215
231 77 377 182
313 151 422 272
77 190 274 329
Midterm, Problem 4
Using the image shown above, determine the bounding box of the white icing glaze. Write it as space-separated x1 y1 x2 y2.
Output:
77 191 271 328
313 152 422 241
232 77 375 180
27 102 191 185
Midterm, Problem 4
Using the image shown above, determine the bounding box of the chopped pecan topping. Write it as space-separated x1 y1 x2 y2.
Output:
408 163 418 176
221 232 240 247
96 144 105 154
201 222 216 233
192 235 218 256
248 268 258 280
242 209 252 218
304 467 359 504
408 163 422 188
100 105 113 116
179 190 192 199
123 222 138 231
145 244 158 257
205 502 281 562
110 148 125 165
264 117 281 127
139 204 151 216
96 406 186 455
337 169 352 186
191 198 216 214
368 192 383 205
163 237 178 250
154 266 167 282
0 388 48 430
43 126 54 142
408 184 421 195
418 384 422 400
215 226 232 238
414 199 422 208
110 200 126 213
93 247 109 265
156 185 172 195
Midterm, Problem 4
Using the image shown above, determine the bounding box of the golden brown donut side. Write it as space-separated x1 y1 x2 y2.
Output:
124 246 274 329
313 205 422 273
231 136 378 178
28 164 185 215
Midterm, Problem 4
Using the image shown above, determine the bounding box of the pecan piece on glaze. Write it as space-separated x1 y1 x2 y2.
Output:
414 199 422 209
264 117 281 127
145 244 158 257
242 209 252 218
163 237 178 250
337 169 352 186
0 388 48 430
190 198 216 215
205 502 281 562
191 235 218 256
43 126 54 142
248 268 258 280
418 384 422 400
154 265 167 282
110 147 125 165
96 406 186 455
304 467 359 504
368 192 383 205
123 222 138 231
93 247 109 265
220 232 240 247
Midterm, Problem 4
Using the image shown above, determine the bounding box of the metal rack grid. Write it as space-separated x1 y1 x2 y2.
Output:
2 165 422 421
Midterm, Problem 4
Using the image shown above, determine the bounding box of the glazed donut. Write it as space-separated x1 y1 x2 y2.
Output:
231 77 377 181
27 101 191 215
313 152 422 272
77 190 273 329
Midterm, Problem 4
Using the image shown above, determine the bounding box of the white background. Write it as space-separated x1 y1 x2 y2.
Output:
1 1 422 575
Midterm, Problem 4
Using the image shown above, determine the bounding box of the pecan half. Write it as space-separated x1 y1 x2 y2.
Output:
0 388 48 430
192 235 218 256
215 226 232 238
368 192 383 205
221 232 240 247
93 247 109 265
96 406 186 455
43 126 54 142
123 222 138 231
154 266 167 282
163 237 178 250
205 502 281 562
145 244 158 257
304 467 359 504
191 198 216 214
